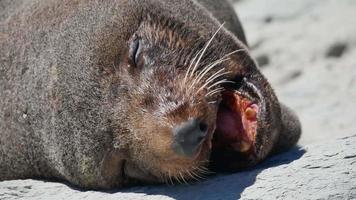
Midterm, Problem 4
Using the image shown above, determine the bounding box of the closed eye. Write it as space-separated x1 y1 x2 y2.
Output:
128 35 142 67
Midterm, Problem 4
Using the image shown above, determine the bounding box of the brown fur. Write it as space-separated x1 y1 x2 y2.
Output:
0 0 301 189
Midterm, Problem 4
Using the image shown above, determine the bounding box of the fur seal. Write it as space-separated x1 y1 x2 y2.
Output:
0 0 301 189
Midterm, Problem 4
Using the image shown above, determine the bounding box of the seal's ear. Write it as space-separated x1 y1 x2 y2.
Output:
273 103 302 154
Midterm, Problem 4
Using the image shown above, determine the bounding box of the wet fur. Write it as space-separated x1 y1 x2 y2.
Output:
0 0 301 189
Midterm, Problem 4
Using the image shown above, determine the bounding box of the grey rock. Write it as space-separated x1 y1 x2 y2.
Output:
255 54 270 67
1 135 355 200
326 42 348 58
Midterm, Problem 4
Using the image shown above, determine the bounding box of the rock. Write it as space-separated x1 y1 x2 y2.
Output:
256 54 270 67
235 0 356 145
326 42 348 58
1 135 355 200
277 70 302 85
264 16 273 24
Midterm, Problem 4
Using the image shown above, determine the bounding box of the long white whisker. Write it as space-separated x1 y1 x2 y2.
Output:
191 48 246 93
194 48 245 85
168 170 174 185
183 49 203 85
174 174 182 185
196 68 226 93
191 167 206 180
206 87 224 97
189 23 225 79
204 70 231 87
192 58 230 87
185 170 198 182
180 172 189 185
219 49 246 60
199 166 212 174
207 79 234 90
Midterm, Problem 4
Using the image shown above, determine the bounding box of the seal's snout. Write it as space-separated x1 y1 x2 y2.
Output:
172 118 209 158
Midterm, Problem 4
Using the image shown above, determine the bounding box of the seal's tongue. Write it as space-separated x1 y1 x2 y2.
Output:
214 91 258 152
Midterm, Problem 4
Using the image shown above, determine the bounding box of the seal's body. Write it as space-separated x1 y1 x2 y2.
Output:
0 0 301 189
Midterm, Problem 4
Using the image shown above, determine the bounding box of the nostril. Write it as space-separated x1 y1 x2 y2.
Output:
172 118 210 158
199 121 208 133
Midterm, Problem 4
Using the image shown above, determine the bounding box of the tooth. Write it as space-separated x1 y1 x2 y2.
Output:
245 107 256 120
239 140 251 152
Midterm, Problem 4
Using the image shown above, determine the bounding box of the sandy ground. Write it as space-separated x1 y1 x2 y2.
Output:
234 0 356 145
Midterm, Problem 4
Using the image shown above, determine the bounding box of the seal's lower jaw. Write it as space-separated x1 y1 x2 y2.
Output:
145 141 212 184
210 90 260 171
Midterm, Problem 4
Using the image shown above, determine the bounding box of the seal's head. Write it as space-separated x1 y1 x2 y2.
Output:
113 15 297 184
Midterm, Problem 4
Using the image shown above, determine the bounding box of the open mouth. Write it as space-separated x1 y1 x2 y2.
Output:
212 89 259 158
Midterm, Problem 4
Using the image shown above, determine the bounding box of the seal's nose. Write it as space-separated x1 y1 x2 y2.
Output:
172 118 208 158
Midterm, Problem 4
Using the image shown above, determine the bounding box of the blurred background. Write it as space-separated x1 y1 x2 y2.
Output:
233 0 356 145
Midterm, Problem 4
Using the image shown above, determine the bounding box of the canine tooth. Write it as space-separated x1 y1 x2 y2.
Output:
245 107 256 120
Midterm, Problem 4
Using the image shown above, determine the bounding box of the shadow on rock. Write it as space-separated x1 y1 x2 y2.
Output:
122 147 305 200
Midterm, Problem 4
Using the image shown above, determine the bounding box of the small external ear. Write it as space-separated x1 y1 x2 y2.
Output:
273 103 302 154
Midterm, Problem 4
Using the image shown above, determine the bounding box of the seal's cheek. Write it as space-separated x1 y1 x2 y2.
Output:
129 114 175 159
148 126 176 158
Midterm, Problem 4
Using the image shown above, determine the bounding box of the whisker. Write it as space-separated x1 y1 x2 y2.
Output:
174 174 183 185
159 172 166 184
204 67 226 84
195 48 245 85
191 48 246 94
189 23 225 79
207 79 234 90
197 169 210 176
180 172 189 185
206 87 224 97
196 48 245 84
164 174 170 185
200 166 213 174
192 58 230 89
196 69 229 94
183 49 203 85
168 170 174 185
186 169 198 182
219 48 246 61
203 71 231 91
191 167 206 180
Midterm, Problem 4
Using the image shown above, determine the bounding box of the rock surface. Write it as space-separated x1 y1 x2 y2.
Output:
234 0 356 145
1 135 355 200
